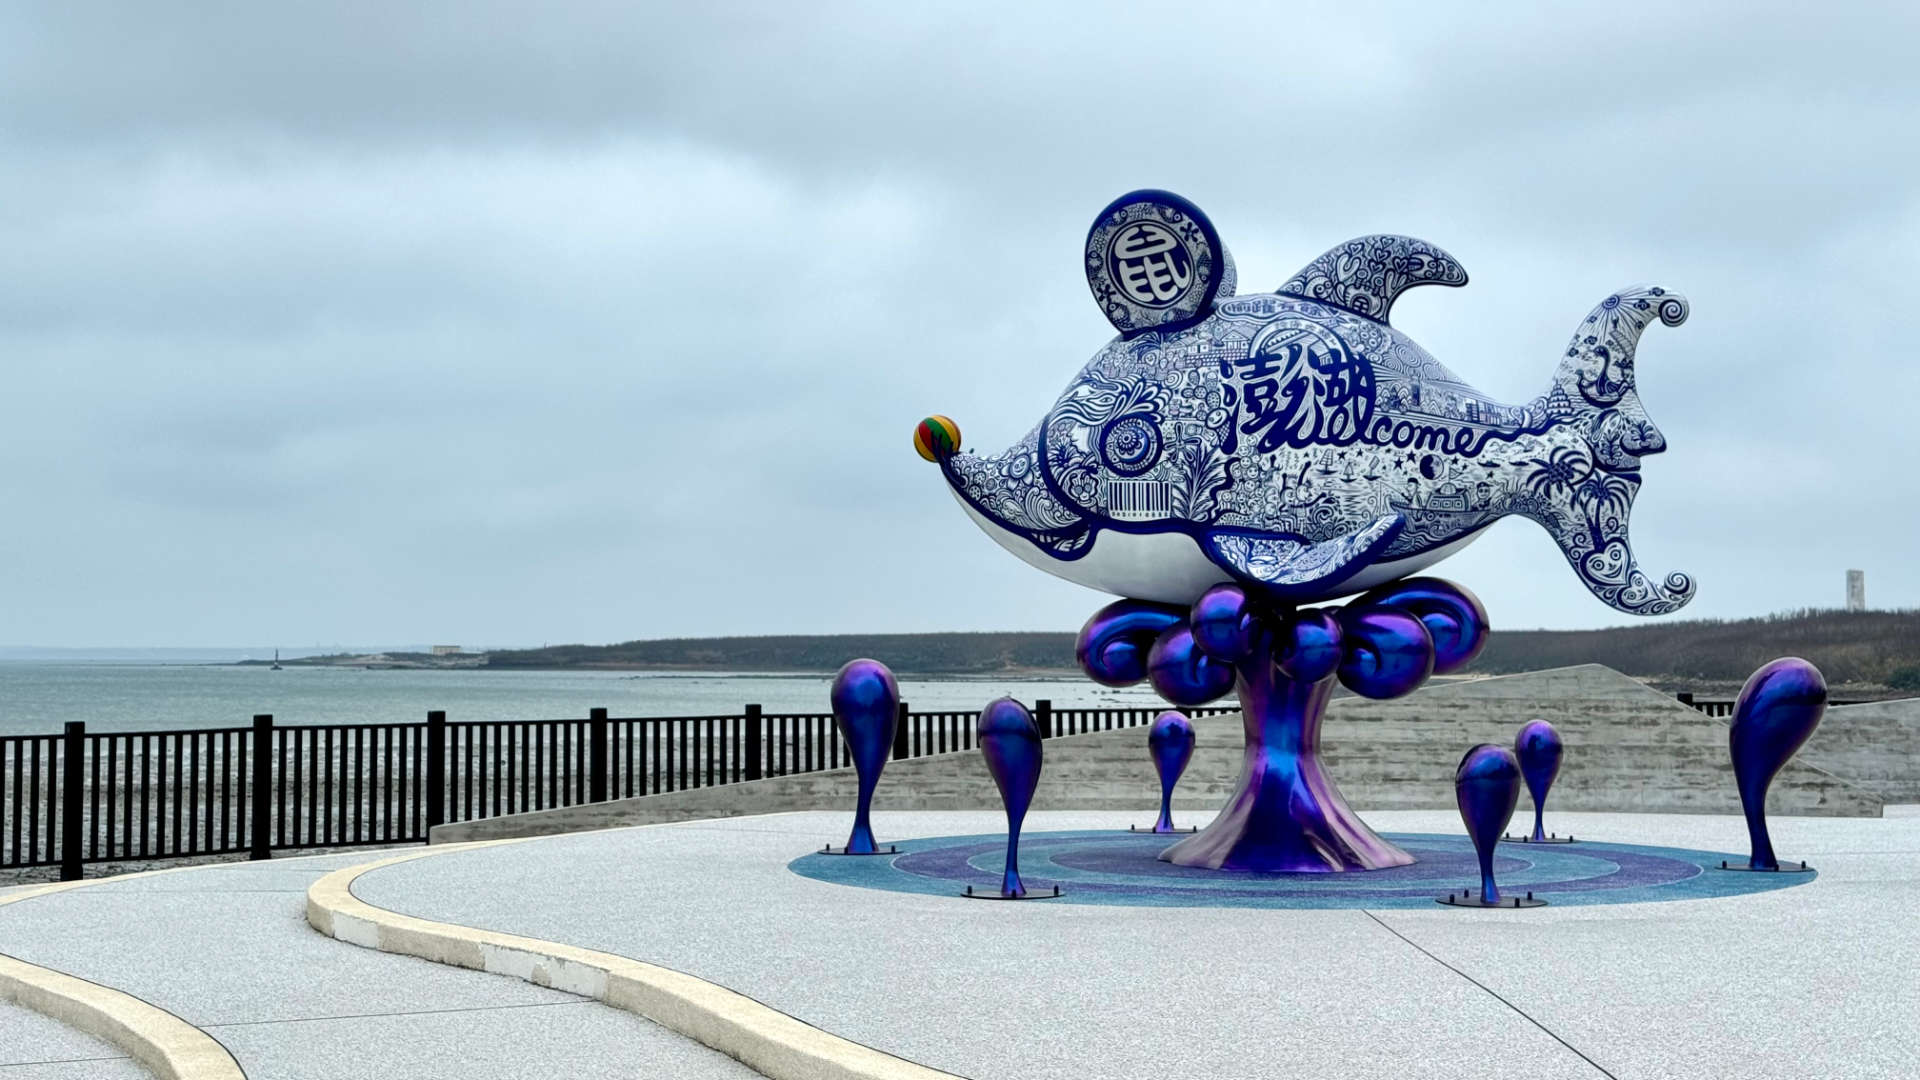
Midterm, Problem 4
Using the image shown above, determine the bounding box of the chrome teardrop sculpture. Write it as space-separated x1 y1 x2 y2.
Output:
1146 712 1196 833
1514 720 1567 844
976 698 1045 897
1727 658 1827 871
1439 744 1543 908
827 658 899 855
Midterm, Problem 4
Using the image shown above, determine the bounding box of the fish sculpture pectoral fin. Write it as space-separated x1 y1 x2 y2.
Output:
1203 514 1406 601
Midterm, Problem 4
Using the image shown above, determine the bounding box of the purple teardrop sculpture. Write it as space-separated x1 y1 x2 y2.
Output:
1730 657 1827 870
1147 711 1196 833
1455 744 1522 904
830 659 899 854
1515 719 1563 843
978 697 1043 896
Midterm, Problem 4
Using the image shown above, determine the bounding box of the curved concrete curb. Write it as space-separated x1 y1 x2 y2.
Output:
307 843 964 1080
0 876 245 1080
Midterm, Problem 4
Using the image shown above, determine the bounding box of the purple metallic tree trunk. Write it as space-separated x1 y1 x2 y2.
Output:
1158 658 1412 872
1079 577 1491 875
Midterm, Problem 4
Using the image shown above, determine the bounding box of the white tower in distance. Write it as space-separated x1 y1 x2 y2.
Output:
1846 569 1865 612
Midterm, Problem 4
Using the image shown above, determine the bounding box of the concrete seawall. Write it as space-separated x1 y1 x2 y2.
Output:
431 664 1882 843
1803 697 1920 803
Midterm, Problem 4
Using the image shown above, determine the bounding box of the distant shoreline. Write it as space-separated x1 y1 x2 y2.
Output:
224 657 1912 701
240 656 1089 679
230 609 1920 695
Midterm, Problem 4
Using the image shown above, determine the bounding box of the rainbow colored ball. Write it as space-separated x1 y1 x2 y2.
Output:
914 415 962 462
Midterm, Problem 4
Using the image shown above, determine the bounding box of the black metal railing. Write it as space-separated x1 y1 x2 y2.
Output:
2 700 1231 879
1675 692 1862 718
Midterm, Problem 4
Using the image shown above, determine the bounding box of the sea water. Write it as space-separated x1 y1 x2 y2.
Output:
0 662 1170 737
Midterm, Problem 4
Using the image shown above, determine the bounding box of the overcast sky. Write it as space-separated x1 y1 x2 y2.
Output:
3 2 1917 648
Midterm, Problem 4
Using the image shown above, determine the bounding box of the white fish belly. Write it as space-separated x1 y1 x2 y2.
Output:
953 492 1487 607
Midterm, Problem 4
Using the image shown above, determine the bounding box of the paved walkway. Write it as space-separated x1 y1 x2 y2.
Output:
353 809 1920 1080
0 851 758 1079
0 1000 148 1078
4 810 1917 1078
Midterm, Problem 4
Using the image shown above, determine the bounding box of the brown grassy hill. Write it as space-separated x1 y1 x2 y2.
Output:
1473 608 1920 686
486 609 1920 690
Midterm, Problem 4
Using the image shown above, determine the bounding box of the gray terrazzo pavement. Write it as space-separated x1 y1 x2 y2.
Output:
357 809 1920 1080
0 1000 147 1077
0 1063 150 1079
0 850 761 1079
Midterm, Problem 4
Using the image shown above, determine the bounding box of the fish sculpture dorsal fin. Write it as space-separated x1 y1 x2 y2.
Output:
1278 235 1468 324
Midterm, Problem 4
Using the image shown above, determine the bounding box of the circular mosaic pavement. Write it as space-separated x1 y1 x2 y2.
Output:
788 831 1815 908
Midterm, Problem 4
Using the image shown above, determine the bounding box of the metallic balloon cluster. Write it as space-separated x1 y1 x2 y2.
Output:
1078 575 1489 872
1077 576 1490 706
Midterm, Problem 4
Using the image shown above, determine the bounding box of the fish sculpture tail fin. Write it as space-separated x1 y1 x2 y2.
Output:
1548 285 1688 419
1526 286 1696 616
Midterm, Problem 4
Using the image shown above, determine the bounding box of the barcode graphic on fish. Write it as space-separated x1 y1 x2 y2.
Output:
1104 481 1171 520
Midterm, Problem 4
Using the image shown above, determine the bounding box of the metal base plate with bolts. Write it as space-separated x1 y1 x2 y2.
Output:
819 844 899 856
1436 890 1548 908
1127 825 1198 834
1502 833 1577 844
1715 859 1813 873
962 884 1065 900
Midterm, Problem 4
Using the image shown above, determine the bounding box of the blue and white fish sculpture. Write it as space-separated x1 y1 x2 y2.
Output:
923 190 1693 615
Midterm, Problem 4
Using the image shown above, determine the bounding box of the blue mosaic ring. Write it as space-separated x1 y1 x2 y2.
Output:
792 831 1816 910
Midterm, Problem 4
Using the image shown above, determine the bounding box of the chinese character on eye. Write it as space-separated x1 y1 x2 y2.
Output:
1110 223 1192 307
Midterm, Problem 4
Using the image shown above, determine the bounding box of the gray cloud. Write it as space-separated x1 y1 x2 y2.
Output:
2 2 1916 646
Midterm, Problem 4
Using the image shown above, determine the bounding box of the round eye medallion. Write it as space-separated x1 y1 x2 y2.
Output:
1085 189 1224 337
1106 221 1193 310
1101 415 1163 476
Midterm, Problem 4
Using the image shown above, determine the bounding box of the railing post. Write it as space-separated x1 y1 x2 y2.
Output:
250 715 272 861
1034 699 1052 740
893 701 910 760
589 708 609 803
59 722 84 882
425 710 447 830
744 704 763 781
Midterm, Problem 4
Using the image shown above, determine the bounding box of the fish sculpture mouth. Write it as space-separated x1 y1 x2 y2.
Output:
918 192 1695 617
